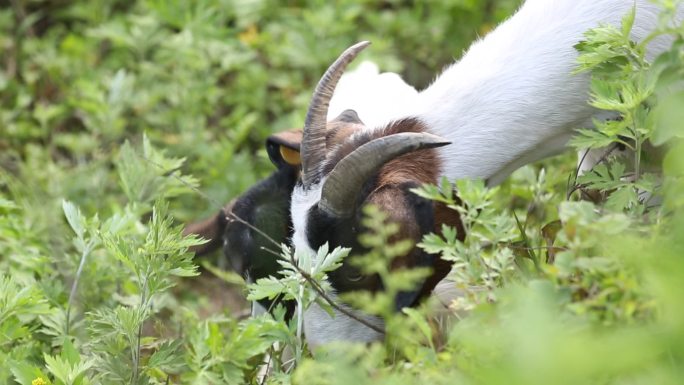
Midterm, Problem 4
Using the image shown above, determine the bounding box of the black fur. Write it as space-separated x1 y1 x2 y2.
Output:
394 183 436 311
221 154 298 316
223 166 296 279
306 178 437 311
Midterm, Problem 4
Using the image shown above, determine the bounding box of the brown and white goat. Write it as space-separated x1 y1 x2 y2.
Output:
292 1 683 347
184 62 422 317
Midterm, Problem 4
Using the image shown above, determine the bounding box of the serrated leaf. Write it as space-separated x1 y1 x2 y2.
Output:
62 200 86 239
247 277 289 301
621 5 636 38
652 90 684 145
44 354 71 385
316 245 350 274
147 340 184 372
61 337 81 366
402 307 433 345
605 186 638 211
10 361 49 385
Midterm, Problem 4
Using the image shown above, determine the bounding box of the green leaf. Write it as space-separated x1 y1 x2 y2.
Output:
61 338 81 366
652 90 684 145
402 307 433 346
201 261 246 286
147 340 184 372
570 129 617 150
0 275 50 326
116 135 199 204
605 186 638 211
0 197 18 212
621 5 636 38
247 277 290 302
559 201 598 225
62 200 86 240
10 361 49 385
44 354 71 385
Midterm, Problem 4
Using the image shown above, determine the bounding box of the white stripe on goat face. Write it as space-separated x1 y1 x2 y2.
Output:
291 180 385 348
290 181 322 259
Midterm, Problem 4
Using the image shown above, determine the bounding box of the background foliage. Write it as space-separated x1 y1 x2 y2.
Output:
1 1 683 385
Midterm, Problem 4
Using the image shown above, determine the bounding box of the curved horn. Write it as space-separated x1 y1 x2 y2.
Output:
301 41 371 187
319 132 451 218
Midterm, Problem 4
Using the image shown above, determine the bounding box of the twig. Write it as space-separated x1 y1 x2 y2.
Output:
567 144 620 200
258 345 275 385
264 243 385 335
132 274 149 385
137 153 283 250
297 268 385 335
65 239 95 335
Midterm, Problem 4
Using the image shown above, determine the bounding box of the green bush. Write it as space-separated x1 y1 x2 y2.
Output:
1 1 683 384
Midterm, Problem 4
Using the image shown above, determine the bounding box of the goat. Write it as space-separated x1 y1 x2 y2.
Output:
292 0 683 348
184 61 420 315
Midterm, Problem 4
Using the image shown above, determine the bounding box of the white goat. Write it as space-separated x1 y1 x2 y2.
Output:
293 0 683 349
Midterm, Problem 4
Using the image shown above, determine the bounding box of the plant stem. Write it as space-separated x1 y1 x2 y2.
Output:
634 132 642 182
295 284 305 364
131 274 149 385
66 240 95 335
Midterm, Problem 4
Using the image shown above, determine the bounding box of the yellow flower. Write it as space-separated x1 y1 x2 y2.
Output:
238 24 259 46
32 378 47 385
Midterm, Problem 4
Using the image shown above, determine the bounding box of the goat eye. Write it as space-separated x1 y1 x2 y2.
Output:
346 271 364 282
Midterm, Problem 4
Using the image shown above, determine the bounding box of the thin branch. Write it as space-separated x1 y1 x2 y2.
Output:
137 153 283 250
567 144 620 200
132 274 149 385
65 239 95 335
258 349 274 385
299 269 385 335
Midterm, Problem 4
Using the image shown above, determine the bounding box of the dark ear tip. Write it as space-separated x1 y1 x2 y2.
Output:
266 141 285 167
334 109 364 125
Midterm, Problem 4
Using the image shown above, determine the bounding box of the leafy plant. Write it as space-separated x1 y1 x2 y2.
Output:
1 1 683 384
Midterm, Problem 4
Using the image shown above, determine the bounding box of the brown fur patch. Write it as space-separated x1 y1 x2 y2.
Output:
318 118 465 299
321 118 436 178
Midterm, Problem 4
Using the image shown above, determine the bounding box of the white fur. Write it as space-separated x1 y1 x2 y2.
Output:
291 183 321 259
328 61 418 128
303 292 384 351
411 0 680 184
295 0 683 347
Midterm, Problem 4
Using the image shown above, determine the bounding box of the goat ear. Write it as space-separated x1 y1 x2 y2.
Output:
266 129 302 167
183 199 235 256
332 109 364 125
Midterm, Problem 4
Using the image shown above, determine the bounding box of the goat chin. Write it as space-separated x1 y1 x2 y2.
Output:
304 294 385 351
303 279 471 349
